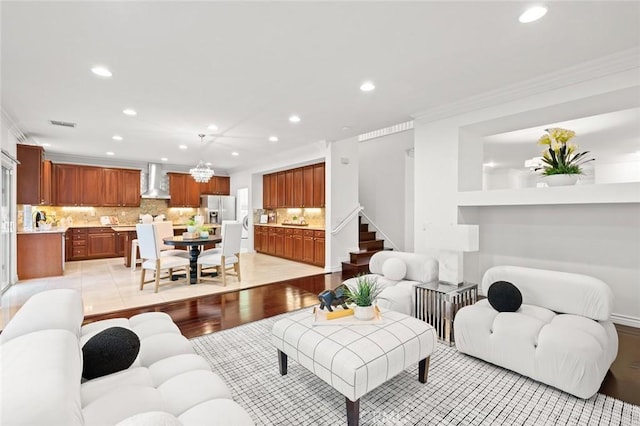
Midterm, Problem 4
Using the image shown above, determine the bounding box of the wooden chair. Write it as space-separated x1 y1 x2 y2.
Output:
196 222 242 286
136 224 190 293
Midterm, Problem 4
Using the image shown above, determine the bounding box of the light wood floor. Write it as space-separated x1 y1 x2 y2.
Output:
1 252 324 328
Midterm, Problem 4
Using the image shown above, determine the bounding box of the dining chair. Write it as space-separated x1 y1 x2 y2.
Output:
136 224 191 293
199 220 238 257
153 221 191 259
196 222 242 286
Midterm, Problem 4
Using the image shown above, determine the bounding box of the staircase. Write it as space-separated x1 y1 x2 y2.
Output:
341 217 390 278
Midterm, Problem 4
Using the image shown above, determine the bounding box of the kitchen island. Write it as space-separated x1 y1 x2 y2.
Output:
17 226 67 280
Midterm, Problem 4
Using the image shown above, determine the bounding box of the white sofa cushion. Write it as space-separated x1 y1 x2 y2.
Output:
382 257 407 281
82 386 165 426
178 399 255 426
1 289 84 343
116 411 183 426
369 251 438 283
482 265 613 321
1 329 84 425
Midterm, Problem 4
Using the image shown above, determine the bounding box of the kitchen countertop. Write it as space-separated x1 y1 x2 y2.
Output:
255 223 325 231
17 226 69 235
110 223 222 232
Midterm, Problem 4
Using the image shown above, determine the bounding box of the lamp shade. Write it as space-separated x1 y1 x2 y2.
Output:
424 224 479 252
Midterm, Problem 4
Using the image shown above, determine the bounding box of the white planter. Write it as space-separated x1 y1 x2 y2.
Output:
354 305 375 321
200 232 209 238
545 174 579 187
187 225 198 233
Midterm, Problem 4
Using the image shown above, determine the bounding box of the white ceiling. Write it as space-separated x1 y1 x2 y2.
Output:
2 1 639 173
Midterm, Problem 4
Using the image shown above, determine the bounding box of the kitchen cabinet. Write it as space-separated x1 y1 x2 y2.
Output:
115 230 129 257
267 227 276 254
17 232 64 279
302 166 314 208
302 229 315 263
292 229 304 262
69 227 88 260
200 176 230 196
168 173 200 207
292 168 304 207
16 144 52 205
53 164 103 206
274 227 285 257
254 225 265 252
313 230 325 266
103 168 141 207
313 163 325 208
87 227 116 258
262 162 325 209
283 228 293 258
276 172 286 208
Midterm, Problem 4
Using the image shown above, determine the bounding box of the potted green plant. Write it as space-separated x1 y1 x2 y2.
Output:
344 275 382 320
536 128 595 186
198 225 211 238
185 218 198 233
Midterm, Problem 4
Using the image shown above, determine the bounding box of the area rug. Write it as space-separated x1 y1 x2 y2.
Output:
191 311 639 425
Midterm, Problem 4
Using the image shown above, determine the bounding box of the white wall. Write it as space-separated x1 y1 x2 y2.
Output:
414 65 640 325
1 110 21 287
358 130 414 251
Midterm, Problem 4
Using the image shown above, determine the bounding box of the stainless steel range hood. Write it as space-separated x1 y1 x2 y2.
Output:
140 163 170 199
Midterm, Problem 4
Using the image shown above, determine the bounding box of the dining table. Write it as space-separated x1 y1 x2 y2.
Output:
163 235 222 284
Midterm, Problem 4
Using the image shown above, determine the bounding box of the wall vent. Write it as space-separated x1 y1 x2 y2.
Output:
49 120 77 128
358 120 414 142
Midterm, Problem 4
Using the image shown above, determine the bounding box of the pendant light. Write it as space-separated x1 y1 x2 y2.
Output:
189 134 215 183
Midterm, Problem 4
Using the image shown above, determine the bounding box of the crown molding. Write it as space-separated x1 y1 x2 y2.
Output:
412 48 640 123
1 107 28 142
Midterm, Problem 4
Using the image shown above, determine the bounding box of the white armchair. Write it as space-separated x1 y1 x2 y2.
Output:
454 265 618 399
343 251 438 316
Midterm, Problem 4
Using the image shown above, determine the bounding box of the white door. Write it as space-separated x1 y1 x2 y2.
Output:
1 155 15 293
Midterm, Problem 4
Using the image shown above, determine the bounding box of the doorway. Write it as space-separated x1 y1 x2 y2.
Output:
1 153 15 293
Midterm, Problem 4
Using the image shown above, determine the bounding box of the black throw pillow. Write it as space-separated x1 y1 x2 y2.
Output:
82 327 140 380
487 281 523 312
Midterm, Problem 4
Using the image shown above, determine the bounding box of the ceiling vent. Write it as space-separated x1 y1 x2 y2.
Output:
49 120 77 128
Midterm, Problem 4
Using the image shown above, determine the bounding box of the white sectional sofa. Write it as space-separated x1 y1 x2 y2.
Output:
0 289 254 426
454 265 618 399
343 251 439 316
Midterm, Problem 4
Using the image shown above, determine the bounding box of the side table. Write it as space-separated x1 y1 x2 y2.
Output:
414 281 478 345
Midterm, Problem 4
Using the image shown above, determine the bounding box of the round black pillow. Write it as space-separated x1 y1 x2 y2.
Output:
82 327 140 380
487 281 523 312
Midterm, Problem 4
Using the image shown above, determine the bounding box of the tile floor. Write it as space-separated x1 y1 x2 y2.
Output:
1 253 324 328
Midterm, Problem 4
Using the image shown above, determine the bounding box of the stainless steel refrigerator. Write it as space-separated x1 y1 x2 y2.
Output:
201 195 236 224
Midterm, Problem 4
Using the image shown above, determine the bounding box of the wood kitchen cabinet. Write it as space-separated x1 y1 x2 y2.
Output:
283 228 293 258
262 162 325 209
53 164 103 206
168 173 200 207
302 229 315 263
200 176 230 196
102 168 141 207
274 227 285 257
292 229 304 261
16 144 52 205
313 230 325 266
68 227 88 260
87 227 116 258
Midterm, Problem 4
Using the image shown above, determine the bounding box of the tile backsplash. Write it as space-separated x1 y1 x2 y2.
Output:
18 199 200 227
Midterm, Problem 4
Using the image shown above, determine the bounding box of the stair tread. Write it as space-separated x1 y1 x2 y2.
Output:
342 259 370 266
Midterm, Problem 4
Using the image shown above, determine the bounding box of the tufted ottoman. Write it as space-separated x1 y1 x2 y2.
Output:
272 309 437 426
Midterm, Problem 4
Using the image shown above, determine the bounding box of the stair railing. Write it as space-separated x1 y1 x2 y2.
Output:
359 210 401 251
331 204 363 235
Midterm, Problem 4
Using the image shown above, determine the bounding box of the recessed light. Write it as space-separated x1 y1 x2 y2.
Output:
231 152 239 156
91 66 112 77
342 126 351 131
205 162 212 166
519 6 547 23
360 81 375 92
179 144 187 150
160 157 168 162
106 151 115 156
289 115 301 123
268 136 279 142
483 161 496 168
112 135 123 141
122 108 137 116
208 124 218 131
41 143 51 147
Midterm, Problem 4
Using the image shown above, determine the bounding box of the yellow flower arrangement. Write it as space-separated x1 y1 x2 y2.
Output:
537 128 594 175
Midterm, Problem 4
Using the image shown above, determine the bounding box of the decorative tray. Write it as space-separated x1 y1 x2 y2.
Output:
312 305 382 326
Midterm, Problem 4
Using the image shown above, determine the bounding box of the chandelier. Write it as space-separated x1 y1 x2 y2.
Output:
189 134 215 183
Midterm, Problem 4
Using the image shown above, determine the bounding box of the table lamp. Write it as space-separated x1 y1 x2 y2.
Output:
424 224 479 285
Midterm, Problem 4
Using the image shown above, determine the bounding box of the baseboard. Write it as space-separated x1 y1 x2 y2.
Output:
611 313 640 328
327 265 342 273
